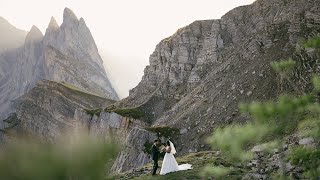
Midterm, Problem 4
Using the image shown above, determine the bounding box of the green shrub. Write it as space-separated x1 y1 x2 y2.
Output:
145 126 179 138
0 135 119 180
143 141 153 155
105 108 144 119
204 36 320 179
84 108 103 117
271 59 296 73
288 146 320 179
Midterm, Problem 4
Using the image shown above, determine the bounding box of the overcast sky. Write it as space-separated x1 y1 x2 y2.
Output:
0 0 255 98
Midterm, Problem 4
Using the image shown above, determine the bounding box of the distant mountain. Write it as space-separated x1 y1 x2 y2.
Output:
0 17 27 53
0 17 27 80
0 8 118 121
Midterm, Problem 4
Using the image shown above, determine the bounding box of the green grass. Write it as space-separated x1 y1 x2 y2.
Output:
85 107 145 119
113 151 246 180
84 106 145 119
84 108 103 117
143 141 153 155
0 135 119 180
105 108 144 119
60 82 107 99
144 126 179 138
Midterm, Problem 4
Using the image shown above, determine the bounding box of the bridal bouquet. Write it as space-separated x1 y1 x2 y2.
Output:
159 145 166 152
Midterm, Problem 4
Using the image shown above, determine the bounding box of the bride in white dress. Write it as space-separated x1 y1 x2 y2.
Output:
160 140 192 175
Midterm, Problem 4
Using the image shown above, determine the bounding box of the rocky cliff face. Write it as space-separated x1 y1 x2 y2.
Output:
1 80 144 145
43 9 116 97
1 80 111 143
0 8 118 122
111 128 157 173
112 0 320 172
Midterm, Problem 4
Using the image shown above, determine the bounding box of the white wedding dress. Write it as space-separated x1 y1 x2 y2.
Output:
160 141 192 175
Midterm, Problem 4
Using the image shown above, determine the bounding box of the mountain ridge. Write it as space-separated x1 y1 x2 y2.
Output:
0 16 27 53
0 8 118 122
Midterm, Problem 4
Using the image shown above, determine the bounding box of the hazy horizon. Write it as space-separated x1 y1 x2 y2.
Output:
0 0 255 98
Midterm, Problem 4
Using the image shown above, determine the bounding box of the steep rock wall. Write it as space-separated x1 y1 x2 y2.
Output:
112 0 320 172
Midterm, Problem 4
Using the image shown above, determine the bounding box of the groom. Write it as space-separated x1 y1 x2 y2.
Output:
151 139 161 175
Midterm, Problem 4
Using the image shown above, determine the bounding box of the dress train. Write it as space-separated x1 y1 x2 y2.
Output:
160 152 192 175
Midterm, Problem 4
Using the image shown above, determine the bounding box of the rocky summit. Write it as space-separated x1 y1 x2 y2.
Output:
0 8 118 123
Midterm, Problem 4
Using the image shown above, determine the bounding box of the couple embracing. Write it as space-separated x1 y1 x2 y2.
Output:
151 139 192 175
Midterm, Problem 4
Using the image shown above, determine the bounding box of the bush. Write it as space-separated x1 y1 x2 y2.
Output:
288 146 320 178
84 108 103 117
0 134 119 180
204 36 320 179
145 126 179 138
105 108 144 119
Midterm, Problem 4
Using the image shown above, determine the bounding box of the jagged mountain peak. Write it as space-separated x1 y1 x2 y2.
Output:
47 16 59 30
0 7 119 121
25 25 43 43
0 16 27 53
63 7 78 23
79 17 86 26
0 16 9 25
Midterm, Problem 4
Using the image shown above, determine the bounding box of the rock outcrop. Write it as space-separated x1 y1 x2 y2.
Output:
74 109 149 142
0 8 118 122
1 80 144 144
111 128 157 173
112 0 320 172
1 80 110 143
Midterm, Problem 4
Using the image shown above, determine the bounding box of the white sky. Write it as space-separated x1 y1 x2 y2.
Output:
0 0 255 98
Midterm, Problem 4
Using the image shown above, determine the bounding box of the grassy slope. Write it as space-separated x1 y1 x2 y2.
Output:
60 82 144 118
58 82 116 106
112 151 245 180
60 82 108 99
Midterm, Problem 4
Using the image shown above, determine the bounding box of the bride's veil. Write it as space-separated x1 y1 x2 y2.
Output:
169 140 177 154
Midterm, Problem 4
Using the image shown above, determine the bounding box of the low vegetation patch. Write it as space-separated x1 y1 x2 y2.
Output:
145 126 179 138
60 82 106 99
113 151 245 180
204 37 320 179
143 142 153 155
0 113 21 134
0 135 119 180
84 108 103 117
105 108 144 119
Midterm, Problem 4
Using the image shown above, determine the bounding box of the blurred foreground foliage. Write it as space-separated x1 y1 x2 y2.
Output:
205 37 320 179
0 134 119 180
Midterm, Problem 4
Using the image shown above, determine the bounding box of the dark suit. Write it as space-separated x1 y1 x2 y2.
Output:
151 144 159 175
